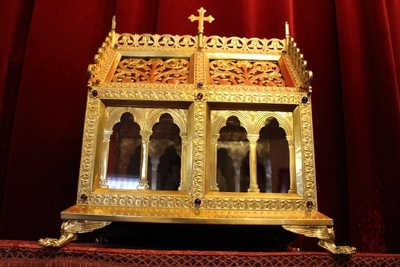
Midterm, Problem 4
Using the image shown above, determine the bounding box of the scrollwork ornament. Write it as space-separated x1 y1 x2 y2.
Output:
204 198 303 211
113 57 190 84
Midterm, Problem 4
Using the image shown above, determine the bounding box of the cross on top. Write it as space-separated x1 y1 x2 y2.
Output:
188 7 214 34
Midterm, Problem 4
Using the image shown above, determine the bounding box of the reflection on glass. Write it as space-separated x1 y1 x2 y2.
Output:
156 145 181 190
218 116 249 192
216 148 235 192
107 112 143 189
259 118 289 193
107 112 182 190
149 113 181 191
239 151 267 192
216 116 289 193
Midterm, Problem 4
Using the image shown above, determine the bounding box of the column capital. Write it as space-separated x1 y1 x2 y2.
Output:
140 130 152 140
247 134 259 144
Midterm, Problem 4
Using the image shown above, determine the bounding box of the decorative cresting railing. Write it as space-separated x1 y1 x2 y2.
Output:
115 34 285 52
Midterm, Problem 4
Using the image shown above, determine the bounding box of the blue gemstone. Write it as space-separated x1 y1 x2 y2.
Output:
197 82 203 87
91 90 98 97
301 96 308 104
194 198 201 207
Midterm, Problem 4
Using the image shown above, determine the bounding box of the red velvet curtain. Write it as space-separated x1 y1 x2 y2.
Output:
0 0 399 253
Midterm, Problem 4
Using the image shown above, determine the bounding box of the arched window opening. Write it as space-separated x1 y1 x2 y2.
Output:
258 117 289 193
217 116 249 192
107 112 142 189
149 113 182 190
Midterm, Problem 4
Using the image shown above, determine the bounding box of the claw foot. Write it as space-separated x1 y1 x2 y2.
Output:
318 240 356 255
283 225 356 255
38 233 78 248
38 220 112 247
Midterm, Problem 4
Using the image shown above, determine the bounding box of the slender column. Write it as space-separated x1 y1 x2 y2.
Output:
287 136 296 194
137 130 152 190
150 157 159 190
210 134 220 191
247 134 260 192
99 130 112 188
178 135 188 191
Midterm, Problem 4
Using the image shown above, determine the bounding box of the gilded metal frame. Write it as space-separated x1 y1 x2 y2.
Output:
39 11 355 254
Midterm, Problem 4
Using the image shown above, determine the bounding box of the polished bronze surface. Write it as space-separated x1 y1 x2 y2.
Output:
39 10 355 254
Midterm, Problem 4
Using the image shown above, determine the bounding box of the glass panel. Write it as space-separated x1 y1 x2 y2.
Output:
107 112 142 189
216 116 290 193
149 113 182 190
258 118 290 193
217 116 249 192
239 151 268 192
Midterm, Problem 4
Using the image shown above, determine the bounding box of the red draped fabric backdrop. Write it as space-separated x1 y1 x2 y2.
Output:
0 0 399 253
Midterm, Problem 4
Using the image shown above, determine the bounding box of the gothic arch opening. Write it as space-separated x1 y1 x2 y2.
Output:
258 117 290 193
107 112 142 189
149 113 182 190
216 116 250 192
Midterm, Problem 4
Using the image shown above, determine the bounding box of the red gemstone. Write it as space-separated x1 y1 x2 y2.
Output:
81 194 88 202
197 93 203 100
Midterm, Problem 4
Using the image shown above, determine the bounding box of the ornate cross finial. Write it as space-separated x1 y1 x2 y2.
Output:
189 7 214 34
189 7 214 49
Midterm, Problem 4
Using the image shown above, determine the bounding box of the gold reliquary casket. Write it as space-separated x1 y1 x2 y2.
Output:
39 9 355 254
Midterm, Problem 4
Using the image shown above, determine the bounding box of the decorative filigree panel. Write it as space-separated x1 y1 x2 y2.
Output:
210 60 285 86
117 34 197 49
204 36 285 53
82 194 192 209
299 104 317 208
112 58 190 84
203 198 304 211
114 33 285 53
101 88 195 101
77 97 101 197
286 38 313 93
192 100 207 200
206 90 302 104
88 33 118 88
